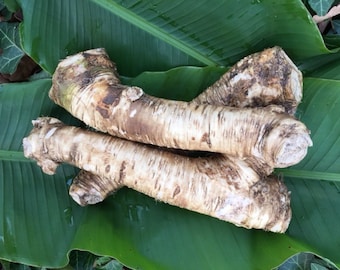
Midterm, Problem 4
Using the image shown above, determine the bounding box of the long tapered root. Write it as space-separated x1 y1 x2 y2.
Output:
70 46 306 207
24 47 314 233
49 48 312 170
23 117 291 232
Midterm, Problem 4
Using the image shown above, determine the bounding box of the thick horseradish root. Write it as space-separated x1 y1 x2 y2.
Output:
70 46 303 206
23 117 291 232
49 48 312 169
23 47 313 232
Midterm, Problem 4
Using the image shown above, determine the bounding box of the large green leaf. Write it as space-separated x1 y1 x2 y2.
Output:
1 72 340 269
2 0 340 269
18 0 329 77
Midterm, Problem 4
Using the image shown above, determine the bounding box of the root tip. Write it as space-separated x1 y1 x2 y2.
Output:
69 186 104 206
274 131 313 168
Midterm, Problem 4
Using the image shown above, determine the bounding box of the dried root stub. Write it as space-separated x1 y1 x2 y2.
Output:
23 117 291 233
49 48 312 170
193 46 303 115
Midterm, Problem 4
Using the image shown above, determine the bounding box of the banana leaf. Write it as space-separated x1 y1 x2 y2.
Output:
1 68 340 270
1 0 340 269
17 0 329 76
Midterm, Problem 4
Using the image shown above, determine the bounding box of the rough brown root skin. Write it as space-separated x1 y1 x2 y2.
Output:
23 117 291 233
49 49 312 169
71 47 303 205
193 46 303 115
70 170 123 205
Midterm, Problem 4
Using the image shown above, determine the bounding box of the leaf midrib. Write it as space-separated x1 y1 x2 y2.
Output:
0 150 33 162
1 148 339 181
0 23 19 49
276 169 340 182
92 0 218 66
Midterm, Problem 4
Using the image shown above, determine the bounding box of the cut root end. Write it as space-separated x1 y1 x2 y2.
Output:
275 133 313 168
265 119 313 168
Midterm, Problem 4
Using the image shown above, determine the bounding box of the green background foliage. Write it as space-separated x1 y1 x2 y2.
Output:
0 22 24 74
308 0 334 15
1 0 340 269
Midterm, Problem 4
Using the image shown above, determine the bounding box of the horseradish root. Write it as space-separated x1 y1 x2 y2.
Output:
23 117 291 232
71 47 303 203
49 48 312 169
23 47 312 232
193 47 303 115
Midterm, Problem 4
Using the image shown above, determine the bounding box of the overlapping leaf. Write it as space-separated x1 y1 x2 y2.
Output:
308 0 334 15
275 252 339 270
0 22 24 74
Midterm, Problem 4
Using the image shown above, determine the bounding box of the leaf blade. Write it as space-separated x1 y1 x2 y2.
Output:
0 80 85 267
92 0 217 66
18 0 329 77
275 252 340 270
5 0 340 264
291 78 340 174
308 0 334 16
285 178 340 264
0 22 24 74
